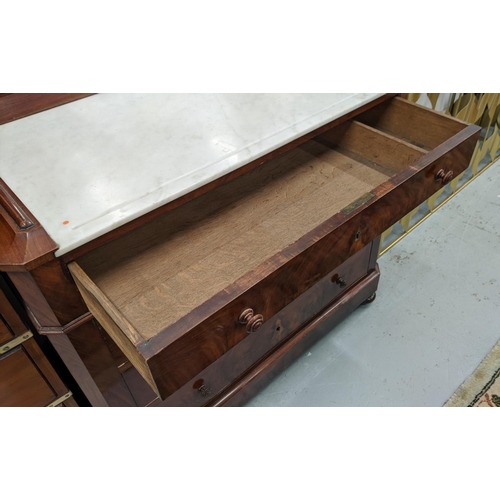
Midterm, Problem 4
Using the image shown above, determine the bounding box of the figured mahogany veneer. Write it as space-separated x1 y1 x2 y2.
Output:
67 97 481 400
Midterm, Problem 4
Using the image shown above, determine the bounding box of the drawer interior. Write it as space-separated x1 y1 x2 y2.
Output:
73 112 435 342
354 97 465 150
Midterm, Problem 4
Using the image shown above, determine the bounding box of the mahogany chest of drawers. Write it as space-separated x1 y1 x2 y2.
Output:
0 94 480 406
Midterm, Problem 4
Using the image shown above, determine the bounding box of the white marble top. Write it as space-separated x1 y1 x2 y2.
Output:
0 93 384 256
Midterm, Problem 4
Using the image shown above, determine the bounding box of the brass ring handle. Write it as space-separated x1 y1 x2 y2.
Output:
239 308 264 334
435 169 454 186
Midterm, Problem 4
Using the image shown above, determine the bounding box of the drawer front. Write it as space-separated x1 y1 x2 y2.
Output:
0 341 56 407
0 282 55 406
157 244 373 406
0 278 73 407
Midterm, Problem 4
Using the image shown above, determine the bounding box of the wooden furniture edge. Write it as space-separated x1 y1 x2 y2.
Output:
47 333 109 407
0 179 58 271
0 93 95 125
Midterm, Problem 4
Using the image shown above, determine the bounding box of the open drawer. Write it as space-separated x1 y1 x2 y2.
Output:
68 96 481 400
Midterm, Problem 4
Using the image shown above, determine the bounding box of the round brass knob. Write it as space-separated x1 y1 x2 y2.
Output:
239 308 264 334
435 169 454 186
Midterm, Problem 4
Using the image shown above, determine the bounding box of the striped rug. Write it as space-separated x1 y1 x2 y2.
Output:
445 339 500 407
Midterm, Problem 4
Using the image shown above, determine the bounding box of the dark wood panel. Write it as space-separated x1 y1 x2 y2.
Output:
368 236 381 271
0 281 18 344
22 336 70 398
30 259 89 327
0 274 33 336
122 367 157 407
0 317 13 344
8 270 62 330
0 93 94 125
100 328 130 372
67 322 137 407
8 266 92 336
0 347 56 407
48 333 109 407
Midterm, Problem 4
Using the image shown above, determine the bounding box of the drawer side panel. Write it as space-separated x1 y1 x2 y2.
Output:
69 261 160 396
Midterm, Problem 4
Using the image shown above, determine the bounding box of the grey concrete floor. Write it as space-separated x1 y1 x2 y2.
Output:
246 159 500 407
